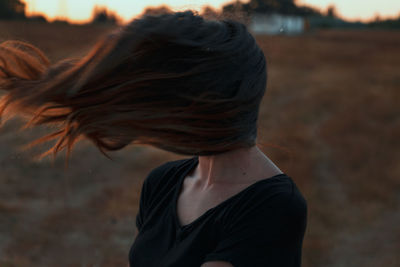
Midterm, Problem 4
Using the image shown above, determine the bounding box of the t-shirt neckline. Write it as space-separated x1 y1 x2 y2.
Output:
172 156 289 230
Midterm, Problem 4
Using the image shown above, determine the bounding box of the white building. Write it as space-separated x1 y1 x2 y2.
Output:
249 13 305 35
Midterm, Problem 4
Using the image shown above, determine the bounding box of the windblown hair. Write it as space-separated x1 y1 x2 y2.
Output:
0 10 267 161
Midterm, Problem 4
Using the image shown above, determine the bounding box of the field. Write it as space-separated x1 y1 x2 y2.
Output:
0 21 399 266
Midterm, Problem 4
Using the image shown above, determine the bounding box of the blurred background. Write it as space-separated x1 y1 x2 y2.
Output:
0 0 399 266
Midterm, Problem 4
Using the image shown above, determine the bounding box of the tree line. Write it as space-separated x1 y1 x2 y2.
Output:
0 0 120 24
0 0 399 29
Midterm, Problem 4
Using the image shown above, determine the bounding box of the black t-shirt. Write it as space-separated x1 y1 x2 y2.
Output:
129 156 307 267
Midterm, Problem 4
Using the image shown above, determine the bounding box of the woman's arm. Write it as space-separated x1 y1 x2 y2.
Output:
201 187 307 267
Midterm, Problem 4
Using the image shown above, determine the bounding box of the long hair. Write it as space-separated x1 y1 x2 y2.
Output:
0 10 267 162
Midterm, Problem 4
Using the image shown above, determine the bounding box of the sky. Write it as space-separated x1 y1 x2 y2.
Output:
23 0 400 23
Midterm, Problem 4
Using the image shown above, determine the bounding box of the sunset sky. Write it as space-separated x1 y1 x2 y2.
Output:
23 0 400 23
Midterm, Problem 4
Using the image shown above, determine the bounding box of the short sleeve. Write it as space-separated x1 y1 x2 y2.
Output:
203 190 307 267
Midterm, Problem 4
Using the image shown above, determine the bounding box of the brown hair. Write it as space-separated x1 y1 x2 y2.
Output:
0 10 267 162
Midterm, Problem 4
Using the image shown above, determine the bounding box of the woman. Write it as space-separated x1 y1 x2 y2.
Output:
0 11 307 267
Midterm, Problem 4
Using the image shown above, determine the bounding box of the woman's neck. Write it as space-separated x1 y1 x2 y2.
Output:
188 145 283 190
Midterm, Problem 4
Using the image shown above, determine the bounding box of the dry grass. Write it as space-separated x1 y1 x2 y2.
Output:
0 21 399 266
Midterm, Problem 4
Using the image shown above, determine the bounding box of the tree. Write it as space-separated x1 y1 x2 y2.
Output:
221 1 251 23
326 5 338 18
201 6 220 20
91 6 120 25
296 5 322 17
0 0 26 19
221 0 320 17
245 0 297 14
28 14 48 23
372 13 381 22
142 5 173 16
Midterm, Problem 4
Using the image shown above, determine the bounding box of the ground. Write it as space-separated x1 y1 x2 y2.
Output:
0 21 399 266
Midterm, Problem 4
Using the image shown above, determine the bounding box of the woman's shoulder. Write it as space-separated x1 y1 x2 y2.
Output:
261 175 306 216
222 174 307 228
232 173 306 205
259 174 307 210
141 156 195 195
266 175 307 224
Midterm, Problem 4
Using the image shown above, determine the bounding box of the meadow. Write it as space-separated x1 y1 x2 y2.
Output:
0 21 399 266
